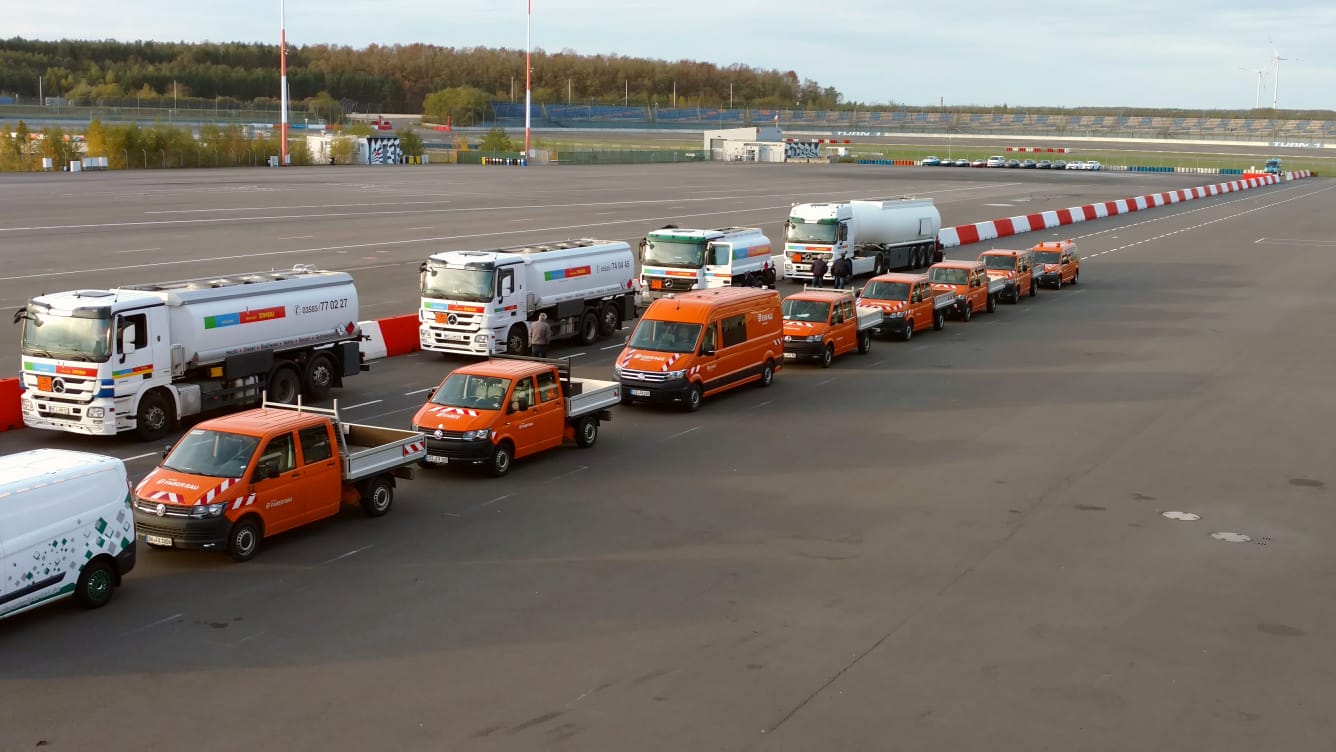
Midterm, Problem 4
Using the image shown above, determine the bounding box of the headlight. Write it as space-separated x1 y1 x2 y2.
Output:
955 294 967 301
87 407 105 418
666 369 686 379
463 428 491 440
804 335 823 343
192 501 229 518
473 334 488 343
613 364 623 377
886 311 905 318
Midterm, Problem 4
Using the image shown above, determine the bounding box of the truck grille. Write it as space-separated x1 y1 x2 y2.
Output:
135 500 194 518
22 373 99 399
646 276 698 292
619 369 671 383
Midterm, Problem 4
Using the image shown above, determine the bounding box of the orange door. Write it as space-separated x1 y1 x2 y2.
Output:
297 423 342 523
248 431 305 535
533 370 567 452
912 284 929 332
828 301 850 355
697 321 722 393
505 376 548 458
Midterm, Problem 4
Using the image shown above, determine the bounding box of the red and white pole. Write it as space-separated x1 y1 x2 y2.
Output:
280 0 289 165
524 0 531 163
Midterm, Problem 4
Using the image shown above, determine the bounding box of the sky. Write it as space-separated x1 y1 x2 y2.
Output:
7 0 1334 111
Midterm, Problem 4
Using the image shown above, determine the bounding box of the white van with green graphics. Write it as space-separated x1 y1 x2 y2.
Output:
0 449 136 621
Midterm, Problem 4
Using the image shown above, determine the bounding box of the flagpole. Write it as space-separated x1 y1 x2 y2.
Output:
280 0 289 166
524 0 531 164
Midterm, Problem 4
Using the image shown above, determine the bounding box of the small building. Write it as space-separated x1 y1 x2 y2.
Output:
703 126 785 162
306 134 404 165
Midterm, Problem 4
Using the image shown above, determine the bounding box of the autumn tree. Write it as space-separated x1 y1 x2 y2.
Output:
479 128 514 153
422 85 491 126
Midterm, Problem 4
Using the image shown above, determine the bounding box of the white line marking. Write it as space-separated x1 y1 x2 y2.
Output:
567 352 588 358
145 200 451 214
405 386 435 395
341 400 383 410
115 247 160 254
815 378 837 386
321 544 374 565
752 400 774 409
601 343 625 350
122 452 159 462
121 613 183 636
668 426 701 440
279 235 314 240
478 494 512 509
404 226 433 231
546 466 589 483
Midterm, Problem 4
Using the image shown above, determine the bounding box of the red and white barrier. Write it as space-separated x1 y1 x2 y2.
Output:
358 314 421 362
0 377 22 432
1005 147 1069 153
938 172 1309 249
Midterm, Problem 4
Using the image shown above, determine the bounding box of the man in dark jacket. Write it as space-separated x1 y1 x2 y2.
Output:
811 256 828 288
832 255 853 289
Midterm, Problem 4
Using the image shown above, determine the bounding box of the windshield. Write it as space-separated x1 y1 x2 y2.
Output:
432 374 511 411
628 320 702 354
422 265 495 303
982 255 1017 271
928 267 969 285
786 222 836 244
21 310 112 361
162 429 259 479
1033 252 1061 265
782 299 830 322
643 238 706 269
861 281 910 301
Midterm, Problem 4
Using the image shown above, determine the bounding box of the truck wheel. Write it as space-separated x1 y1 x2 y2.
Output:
578 310 600 345
1071 271 1079 285
684 383 704 412
820 344 834 368
1054 276 1063 290
135 390 175 442
961 303 973 322
506 325 528 355
901 322 914 342
361 476 393 517
857 331 872 354
228 517 262 562
874 254 887 275
933 310 946 330
488 441 514 477
598 302 621 337
267 364 302 404
986 294 997 313
1029 281 1038 297
75 558 116 609
303 352 338 402
574 416 599 448
758 360 776 387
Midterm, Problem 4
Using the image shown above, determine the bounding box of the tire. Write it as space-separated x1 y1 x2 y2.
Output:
361 476 393 517
506 325 528 355
857 331 872 354
933 309 945 331
578 310 600 346
961 303 973 322
1029 280 1038 298
1071 270 1079 285
1054 276 1063 290
684 382 704 412
134 389 175 442
874 254 887 275
228 517 262 562
986 294 997 313
758 359 776 386
267 364 302 404
303 352 338 402
75 559 116 609
900 322 914 342
574 415 598 448
488 441 514 477
820 344 834 368
598 301 621 337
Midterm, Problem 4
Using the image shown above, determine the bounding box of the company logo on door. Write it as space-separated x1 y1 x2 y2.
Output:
266 497 294 510
204 306 287 330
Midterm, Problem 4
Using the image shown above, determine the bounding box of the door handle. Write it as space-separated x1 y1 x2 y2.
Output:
291 472 301 477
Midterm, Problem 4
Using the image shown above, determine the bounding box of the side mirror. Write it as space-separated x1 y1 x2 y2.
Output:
427 387 436 398
162 443 173 459
253 463 278 482
700 346 716 357
122 341 136 357
509 400 520 414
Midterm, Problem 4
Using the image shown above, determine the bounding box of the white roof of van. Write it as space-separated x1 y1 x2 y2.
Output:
0 449 126 499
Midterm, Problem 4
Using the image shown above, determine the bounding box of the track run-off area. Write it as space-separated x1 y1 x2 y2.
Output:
0 163 1333 751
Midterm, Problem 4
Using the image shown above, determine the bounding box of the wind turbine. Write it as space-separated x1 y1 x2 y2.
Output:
1268 40 1303 111
1239 66 1267 110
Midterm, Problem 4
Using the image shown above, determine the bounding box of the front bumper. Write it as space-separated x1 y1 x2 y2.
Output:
616 377 691 405
783 340 827 360
1035 272 1060 286
420 326 497 355
22 396 120 436
422 436 494 466
133 510 232 552
877 317 910 337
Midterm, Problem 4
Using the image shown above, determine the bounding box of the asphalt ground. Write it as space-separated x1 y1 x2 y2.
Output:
0 164 1333 751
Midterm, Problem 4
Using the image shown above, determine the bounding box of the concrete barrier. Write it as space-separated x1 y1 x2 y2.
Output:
359 321 388 361
0 377 23 432
378 314 421 357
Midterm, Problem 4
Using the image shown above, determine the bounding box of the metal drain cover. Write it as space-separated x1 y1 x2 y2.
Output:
1211 532 1252 543
1163 511 1200 521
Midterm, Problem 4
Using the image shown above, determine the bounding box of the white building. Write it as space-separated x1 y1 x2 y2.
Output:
306 134 404 165
703 126 786 162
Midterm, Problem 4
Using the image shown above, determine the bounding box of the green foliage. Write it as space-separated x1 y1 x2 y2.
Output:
479 128 514 153
397 126 424 158
345 121 373 137
305 91 344 124
422 85 491 126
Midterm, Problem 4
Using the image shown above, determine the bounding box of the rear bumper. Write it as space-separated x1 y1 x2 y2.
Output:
115 539 137 577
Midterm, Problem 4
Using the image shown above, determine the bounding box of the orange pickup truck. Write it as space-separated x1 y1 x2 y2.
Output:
857 273 954 340
134 401 426 561
927 260 1006 321
413 355 621 477
780 289 880 366
978 249 1037 303
1031 239 1081 288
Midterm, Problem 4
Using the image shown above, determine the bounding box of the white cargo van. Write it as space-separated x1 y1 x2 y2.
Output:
0 449 136 621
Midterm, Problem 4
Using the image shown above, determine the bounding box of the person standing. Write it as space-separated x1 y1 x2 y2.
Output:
832 254 853 290
528 312 552 357
811 256 828 288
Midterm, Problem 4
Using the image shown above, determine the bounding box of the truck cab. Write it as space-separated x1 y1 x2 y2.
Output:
1030 240 1081 288
927 260 997 321
134 403 424 561
977 249 1037 303
858 273 950 340
413 356 619 477
1264 157 1282 175
638 227 775 306
781 289 876 367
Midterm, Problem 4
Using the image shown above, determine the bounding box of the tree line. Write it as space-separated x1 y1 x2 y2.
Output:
0 37 842 115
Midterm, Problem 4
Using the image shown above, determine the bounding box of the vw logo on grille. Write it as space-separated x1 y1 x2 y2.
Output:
447 313 459 326
434 429 444 439
52 377 66 394
155 503 166 517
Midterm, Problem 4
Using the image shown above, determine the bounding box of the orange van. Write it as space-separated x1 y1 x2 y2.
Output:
615 287 782 411
1030 240 1080 288
781 289 878 366
927 260 999 321
977 248 1036 302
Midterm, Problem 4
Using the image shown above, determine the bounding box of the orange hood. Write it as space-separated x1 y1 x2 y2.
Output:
783 319 828 336
858 296 908 314
932 282 966 294
617 347 693 373
413 403 499 433
136 468 248 507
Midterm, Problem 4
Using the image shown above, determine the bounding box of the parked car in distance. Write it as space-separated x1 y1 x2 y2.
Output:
921 156 942 166
954 158 971 167
986 156 1006 168
1036 160 1053 169
1021 159 1037 169
1065 161 1086 170
1052 160 1068 169
970 158 987 168
1085 160 1102 171
1005 159 1021 168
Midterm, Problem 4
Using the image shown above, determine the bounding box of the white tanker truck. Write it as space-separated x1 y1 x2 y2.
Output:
14 265 364 440
782 198 943 282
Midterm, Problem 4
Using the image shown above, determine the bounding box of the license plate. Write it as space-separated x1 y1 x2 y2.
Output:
144 534 172 546
426 455 449 464
650 279 663 290
49 405 73 415
783 352 797 359
629 389 651 397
